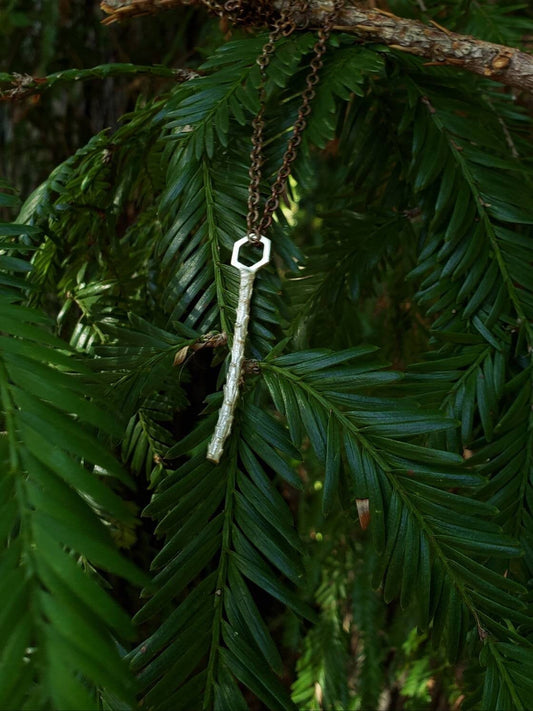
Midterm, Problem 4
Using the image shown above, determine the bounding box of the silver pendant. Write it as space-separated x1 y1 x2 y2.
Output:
207 234 271 463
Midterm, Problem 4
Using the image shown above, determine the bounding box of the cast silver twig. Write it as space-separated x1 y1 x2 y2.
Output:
207 235 271 463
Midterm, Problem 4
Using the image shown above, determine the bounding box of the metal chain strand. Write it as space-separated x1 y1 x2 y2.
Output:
248 0 344 238
198 0 319 241
246 1 308 238
201 0 281 26
206 1 344 463
246 5 297 237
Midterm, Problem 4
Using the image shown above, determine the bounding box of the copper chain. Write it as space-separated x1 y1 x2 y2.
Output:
248 1 344 239
201 0 343 241
201 0 282 26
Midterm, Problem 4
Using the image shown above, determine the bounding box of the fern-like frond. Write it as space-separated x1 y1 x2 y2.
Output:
405 77 533 336
452 1 532 46
132 395 310 710
17 97 167 339
157 151 286 353
155 35 322 346
386 0 532 47
94 314 193 415
0 294 145 709
0 62 181 100
0 222 39 295
301 44 385 154
394 69 533 599
261 347 528 660
463 639 533 711
291 575 350 711
286 210 411 350
6 12 533 709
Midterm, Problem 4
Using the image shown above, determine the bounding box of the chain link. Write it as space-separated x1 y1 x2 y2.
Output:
201 0 280 26
200 0 343 241
245 3 297 238
248 0 344 239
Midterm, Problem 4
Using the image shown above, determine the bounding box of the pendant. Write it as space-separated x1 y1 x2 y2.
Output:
207 234 271 463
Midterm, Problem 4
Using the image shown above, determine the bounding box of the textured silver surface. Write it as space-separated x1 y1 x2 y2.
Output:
207 237 271 463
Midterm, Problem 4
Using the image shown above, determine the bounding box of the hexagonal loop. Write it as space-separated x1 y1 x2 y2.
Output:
231 234 271 273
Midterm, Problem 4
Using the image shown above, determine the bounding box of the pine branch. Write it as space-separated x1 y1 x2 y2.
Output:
260 347 529 653
99 0 533 93
0 64 196 102
0 280 145 707
132 400 309 710
9 10 533 707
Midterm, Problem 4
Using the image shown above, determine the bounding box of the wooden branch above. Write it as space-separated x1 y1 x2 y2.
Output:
100 0 533 93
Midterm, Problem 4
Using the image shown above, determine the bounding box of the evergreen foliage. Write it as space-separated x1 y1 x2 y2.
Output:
1 1 532 709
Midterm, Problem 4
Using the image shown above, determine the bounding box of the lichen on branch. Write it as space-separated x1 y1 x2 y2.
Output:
100 0 533 93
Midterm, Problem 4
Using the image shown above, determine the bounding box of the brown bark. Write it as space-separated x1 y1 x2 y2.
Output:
100 0 533 94
326 3 533 94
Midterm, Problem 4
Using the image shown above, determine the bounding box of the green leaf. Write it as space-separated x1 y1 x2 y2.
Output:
323 416 341 516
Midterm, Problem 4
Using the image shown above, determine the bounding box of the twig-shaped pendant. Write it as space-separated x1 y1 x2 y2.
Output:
207 235 271 463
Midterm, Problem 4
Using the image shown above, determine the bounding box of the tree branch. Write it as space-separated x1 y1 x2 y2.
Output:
100 0 533 93
0 64 196 102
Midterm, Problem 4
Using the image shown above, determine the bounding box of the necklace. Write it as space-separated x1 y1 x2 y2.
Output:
207 0 343 463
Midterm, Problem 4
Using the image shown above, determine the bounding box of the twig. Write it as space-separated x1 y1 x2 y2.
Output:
100 0 533 93
0 63 197 102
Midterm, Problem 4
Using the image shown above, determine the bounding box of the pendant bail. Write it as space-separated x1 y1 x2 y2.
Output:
231 234 271 272
247 230 261 244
